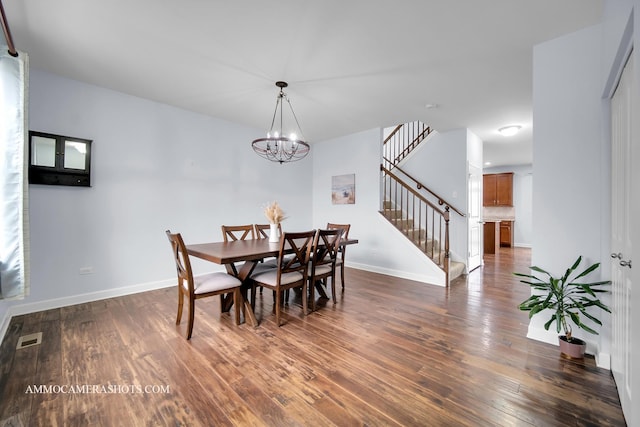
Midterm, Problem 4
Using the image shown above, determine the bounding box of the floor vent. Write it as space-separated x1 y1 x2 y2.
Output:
16 332 42 350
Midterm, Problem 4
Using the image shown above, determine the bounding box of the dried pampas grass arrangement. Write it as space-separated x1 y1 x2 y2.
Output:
264 201 287 224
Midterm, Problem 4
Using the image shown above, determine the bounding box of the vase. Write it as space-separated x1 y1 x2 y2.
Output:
269 223 280 243
558 335 586 359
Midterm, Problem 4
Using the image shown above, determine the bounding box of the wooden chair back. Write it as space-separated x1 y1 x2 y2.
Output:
311 228 342 270
166 230 194 294
326 223 350 239
277 230 315 275
326 222 351 258
326 223 351 289
221 224 255 242
309 229 342 309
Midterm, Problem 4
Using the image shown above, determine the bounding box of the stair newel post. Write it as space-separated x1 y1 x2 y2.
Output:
380 164 386 212
444 206 451 287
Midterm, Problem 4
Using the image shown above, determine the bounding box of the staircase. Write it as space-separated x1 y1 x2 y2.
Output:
380 121 466 285
381 200 465 283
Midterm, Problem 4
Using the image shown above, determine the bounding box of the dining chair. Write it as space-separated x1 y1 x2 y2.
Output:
326 223 351 291
221 224 274 275
222 224 255 242
249 230 315 326
308 228 342 311
221 224 275 306
253 224 282 267
255 223 286 268
166 230 242 340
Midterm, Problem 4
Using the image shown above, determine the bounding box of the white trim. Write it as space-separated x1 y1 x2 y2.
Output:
596 351 611 370
513 242 532 248
0 310 11 347
346 261 445 287
526 324 559 346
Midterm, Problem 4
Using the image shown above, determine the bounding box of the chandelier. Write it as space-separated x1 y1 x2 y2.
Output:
252 81 310 163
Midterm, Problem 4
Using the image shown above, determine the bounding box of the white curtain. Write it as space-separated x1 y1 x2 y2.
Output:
0 49 29 300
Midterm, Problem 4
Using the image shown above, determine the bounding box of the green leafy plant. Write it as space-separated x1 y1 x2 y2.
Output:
515 256 611 341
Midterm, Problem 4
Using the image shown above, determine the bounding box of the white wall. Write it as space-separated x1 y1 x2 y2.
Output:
532 25 608 357
401 129 470 265
484 164 533 247
312 129 445 285
1 69 313 324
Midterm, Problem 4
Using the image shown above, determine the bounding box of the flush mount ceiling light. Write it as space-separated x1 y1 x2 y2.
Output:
498 125 522 137
252 81 310 164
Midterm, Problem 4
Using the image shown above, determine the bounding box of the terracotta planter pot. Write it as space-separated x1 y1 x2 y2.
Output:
559 336 586 359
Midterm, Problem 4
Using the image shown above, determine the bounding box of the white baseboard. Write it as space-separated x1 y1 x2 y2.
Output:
0 278 174 343
514 243 532 248
526 324 560 346
0 309 12 348
346 262 445 287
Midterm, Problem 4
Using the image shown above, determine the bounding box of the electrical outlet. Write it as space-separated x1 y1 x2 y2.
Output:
79 267 94 275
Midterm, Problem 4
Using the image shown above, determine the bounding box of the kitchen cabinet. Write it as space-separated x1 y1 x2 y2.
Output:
500 221 513 247
483 173 513 206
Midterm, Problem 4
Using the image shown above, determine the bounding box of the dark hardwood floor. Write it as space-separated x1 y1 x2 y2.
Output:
0 247 626 426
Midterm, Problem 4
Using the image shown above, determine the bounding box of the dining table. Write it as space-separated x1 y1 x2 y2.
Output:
186 236 358 327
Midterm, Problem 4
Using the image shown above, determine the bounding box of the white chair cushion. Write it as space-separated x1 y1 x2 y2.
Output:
252 262 276 275
310 265 332 276
261 258 278 268
185 272 241 295
251 270 304 286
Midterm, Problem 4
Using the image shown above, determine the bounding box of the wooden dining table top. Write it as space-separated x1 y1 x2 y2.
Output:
186 239 281 264
186 237 358 265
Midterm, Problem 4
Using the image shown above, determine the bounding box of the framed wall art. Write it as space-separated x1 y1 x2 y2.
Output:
331 174 355 205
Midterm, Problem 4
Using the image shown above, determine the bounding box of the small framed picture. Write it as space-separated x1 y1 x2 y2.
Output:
332 174 355 205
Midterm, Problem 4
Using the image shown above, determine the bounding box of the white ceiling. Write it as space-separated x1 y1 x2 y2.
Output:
4 0 603 166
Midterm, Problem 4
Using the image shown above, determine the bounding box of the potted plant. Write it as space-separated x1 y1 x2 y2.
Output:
515 256 611 358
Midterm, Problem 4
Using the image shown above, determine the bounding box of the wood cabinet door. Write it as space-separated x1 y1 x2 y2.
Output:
499 221 512 247
483 174 497 206
495 173 513 206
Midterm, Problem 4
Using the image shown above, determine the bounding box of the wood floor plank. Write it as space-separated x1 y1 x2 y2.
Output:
0 248 627 426
29 309 64 427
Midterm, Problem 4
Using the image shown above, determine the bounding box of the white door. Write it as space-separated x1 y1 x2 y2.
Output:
468 164 482 271
610 52 633 420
